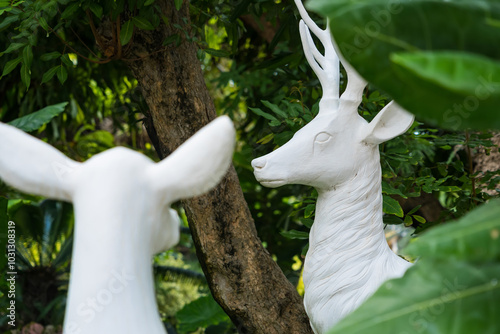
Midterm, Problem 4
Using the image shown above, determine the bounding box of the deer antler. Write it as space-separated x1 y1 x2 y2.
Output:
295 0 339 105
294 0 368 108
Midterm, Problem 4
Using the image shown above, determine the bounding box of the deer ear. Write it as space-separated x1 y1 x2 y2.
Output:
0 123 80 201
361 101 414 145
147 116 235 203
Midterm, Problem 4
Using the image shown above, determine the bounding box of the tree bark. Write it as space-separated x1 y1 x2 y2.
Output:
474 133 500 196
115 1 312 333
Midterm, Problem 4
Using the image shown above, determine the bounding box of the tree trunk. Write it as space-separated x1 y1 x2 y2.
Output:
474 132 500 196
115 1 312 333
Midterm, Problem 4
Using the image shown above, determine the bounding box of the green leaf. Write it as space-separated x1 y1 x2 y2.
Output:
174 0 182 11
144 0 154 6
0 15 19 30
120 20 133 46
438 185 463 192
1 42 25 56
60 54 73 67
262 100 288 119
22 45 32 67
382 195 403 218
403 215 413 226
256 133 274 145
78 130 115 150
406 205 421 216
57 65 67 84
196 48 205 61
88 3 102 19
8 102 68 132
20 63 30 91
61 2 79 19
301 218 314 228
38 16 49 31
1 57 22 78
327 259 500 334
383 215 403 225
391 51 500 130
163 34 180 46
304 204 315 218
41 66 60 84
176 295 229 332
412 215 426 224
248 107 279 123
132 16 155 30
204 48 230 58
280 229 309 240
381 181 407 199
308 0 500 130
403 199 500 262
40 51 61 61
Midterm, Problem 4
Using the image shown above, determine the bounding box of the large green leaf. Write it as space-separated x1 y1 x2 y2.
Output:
390 51 500 130
403 199 500 262
8 102 68 132
327 259 500 334
176 295 229 333
308 0 500 130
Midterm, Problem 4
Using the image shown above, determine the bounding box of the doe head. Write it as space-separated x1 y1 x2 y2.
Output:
0 116 235 254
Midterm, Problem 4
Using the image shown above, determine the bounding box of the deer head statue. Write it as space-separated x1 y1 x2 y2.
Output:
252 1 414 333
0 116 235 334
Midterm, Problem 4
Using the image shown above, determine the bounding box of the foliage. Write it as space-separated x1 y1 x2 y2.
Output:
154 251 207 322
8 103 67 132
176 295 231 333
403 200 500 262
0 200 73 329
308 0 500 130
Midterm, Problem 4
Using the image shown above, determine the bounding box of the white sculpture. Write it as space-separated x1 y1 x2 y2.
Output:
251 1 414 333
0 116 235 334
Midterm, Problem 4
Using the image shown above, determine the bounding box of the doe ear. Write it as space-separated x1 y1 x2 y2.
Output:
0 123 80 201
361 101 415 145
147 116 235 203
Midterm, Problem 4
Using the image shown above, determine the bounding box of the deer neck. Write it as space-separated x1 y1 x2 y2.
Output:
63 200 166 334
303 153 411 332
310 158 388 261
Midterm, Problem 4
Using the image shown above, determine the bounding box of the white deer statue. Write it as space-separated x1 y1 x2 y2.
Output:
252 1 414 333
0 116 235 334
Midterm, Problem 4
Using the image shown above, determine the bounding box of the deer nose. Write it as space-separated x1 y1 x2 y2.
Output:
251 157 267 170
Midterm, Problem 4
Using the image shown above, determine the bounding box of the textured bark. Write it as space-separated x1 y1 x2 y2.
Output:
474 133 500 196
110 1 312 333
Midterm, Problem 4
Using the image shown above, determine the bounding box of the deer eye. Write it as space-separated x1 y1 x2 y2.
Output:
314 132 332 144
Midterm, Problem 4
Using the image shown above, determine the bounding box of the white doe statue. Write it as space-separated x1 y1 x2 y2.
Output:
0 116 235 334
251 1 414 333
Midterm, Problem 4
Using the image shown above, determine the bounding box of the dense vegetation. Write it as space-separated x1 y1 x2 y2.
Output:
0 0 498 333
